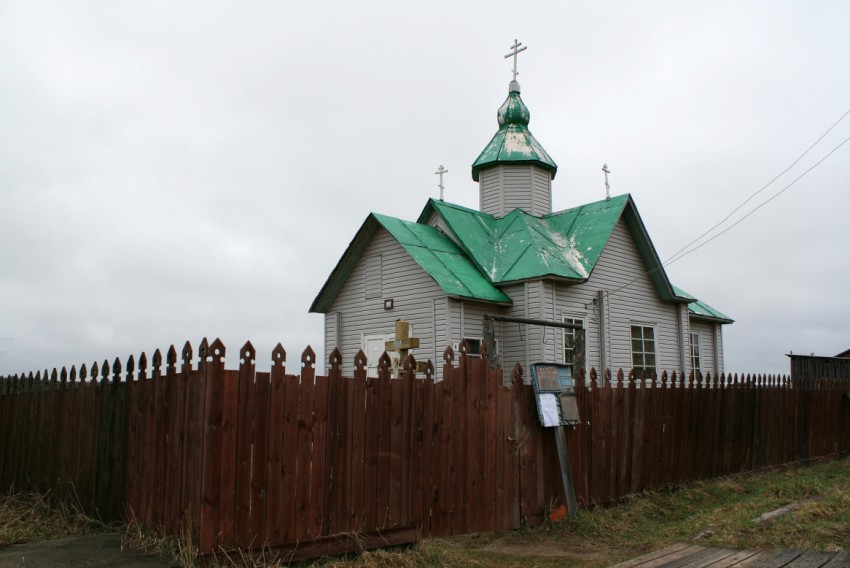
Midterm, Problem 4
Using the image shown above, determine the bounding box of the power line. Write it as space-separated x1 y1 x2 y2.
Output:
665 109 850 265
604 131 850 299
666 134 850 266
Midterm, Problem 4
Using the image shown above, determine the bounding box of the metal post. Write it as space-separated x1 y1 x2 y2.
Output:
554 425 578 518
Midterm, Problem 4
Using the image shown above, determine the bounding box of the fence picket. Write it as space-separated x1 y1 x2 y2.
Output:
348 351 368 533
250 369 271 546
2 341 848 563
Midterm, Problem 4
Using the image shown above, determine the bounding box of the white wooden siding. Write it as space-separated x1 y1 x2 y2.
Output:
678 303 691 373
688 320 725 376
433 297 450 375
524 280 546 367
532 167 552 215
327 214 727 381
478 165 552 217
326 228 445 375
424 212 455 241
546 218 681 374
500 283 529 374
324 312 340 369
365 255 382 299
590 220 681 372
716 324 724 374
501 167 530 213
479 169 502 216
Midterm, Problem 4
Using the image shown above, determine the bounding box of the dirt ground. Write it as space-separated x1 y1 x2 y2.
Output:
0 533 175 568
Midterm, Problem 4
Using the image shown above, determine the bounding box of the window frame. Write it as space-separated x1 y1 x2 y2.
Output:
630 323 657 376
562 316 585 373
690 331 702 373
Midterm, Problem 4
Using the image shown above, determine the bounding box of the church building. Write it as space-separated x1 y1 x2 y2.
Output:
310 44 732 379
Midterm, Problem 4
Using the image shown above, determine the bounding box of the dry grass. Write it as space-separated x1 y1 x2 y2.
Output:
5 455 849 567
0 490 95 549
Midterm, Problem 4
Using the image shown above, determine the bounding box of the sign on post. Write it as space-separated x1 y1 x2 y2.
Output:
530 362 580 519
530 363 580 427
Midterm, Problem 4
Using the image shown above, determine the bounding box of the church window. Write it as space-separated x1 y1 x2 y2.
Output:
563 317 584 374
630 324 656 376
690 331 702 373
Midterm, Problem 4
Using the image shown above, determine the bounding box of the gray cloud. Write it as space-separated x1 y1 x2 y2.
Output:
2 0 848 375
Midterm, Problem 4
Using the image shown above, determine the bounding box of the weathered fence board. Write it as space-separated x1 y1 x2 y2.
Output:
2 339 849 561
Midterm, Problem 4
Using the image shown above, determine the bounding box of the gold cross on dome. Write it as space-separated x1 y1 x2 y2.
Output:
504 39 527 82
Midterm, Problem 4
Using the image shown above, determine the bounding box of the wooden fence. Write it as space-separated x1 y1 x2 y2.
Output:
1 339 849 559
562 369 850 508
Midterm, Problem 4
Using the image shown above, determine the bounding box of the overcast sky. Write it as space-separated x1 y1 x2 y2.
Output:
1 1 848 376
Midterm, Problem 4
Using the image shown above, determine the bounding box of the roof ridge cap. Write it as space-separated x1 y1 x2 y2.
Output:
545 192 632 217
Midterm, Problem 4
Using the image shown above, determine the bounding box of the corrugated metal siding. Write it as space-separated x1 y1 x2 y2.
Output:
327 228 446 376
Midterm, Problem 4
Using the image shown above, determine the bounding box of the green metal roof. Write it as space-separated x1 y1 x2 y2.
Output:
421 195 630 283
309 213 511 313
672 285 734 323
418 194 684 302
471 83 557 181
371 214 511 304
313 195 725 317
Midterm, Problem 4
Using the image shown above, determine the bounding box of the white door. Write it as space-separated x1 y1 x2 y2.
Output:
364 334 388 378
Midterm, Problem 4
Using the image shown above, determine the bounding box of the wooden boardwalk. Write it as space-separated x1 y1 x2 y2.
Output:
614 543 850 567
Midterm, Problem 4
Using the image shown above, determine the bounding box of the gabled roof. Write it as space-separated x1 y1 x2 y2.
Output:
309 213 511 313
418 194 684 302
672 285 734 324
312 194 729 316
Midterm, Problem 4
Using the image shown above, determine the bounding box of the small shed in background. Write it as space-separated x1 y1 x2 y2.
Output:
788 349 850 382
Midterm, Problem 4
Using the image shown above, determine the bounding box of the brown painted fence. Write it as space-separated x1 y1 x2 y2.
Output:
1 339 849 559
562 369 850 508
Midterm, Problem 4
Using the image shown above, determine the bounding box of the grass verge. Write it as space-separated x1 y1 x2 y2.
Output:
3 455 848 567
428 455 850 567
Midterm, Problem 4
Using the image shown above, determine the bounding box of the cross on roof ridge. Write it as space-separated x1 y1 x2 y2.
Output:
435 165 448 201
